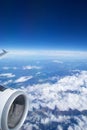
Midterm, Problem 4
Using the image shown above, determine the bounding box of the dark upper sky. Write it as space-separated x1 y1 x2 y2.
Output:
0 0 87 50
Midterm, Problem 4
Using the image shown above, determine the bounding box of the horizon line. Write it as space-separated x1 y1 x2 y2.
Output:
3 49 87 58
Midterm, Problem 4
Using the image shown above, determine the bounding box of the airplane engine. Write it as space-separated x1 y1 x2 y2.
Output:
0 85 29 130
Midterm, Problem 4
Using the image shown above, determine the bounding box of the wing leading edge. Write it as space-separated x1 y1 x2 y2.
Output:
0 49 8 57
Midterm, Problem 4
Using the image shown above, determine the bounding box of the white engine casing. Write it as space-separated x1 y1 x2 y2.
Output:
0 88 28 130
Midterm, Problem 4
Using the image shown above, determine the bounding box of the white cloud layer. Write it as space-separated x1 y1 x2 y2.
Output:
22 70 87 130
26 71 87 111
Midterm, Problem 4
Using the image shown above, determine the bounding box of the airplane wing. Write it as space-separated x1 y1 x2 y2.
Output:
0 49 8 57
2 49 7 53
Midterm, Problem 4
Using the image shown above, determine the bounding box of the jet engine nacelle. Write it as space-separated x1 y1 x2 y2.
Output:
0 85 28 130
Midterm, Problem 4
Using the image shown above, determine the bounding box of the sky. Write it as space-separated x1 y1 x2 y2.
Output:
0 0 87 51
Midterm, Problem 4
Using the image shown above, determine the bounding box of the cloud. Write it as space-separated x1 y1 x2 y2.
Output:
2 80 13 85
2 67 9 70
2 67 17 70
14 76 33 83
23 65 41 70
12 67 17 70
48 76 59 81
0 73 15 78
36 72 41 75
2 66 41 70
25 71 87 111
22 70 87 130
53 60 63 64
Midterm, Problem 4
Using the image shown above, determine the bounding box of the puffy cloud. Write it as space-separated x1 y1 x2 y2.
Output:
25 71 87 111
22 71 87 130
14 76 33 83
0 73 15 78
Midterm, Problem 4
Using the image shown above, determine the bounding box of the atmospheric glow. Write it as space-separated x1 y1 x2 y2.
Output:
7 50 87 58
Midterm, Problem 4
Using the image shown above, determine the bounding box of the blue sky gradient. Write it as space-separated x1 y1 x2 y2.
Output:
0 0 87 51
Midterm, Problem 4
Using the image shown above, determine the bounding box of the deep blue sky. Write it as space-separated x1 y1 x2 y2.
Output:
0 0 87 50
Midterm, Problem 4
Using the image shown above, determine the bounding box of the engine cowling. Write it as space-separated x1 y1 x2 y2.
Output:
0 85 28 130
